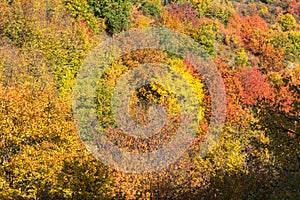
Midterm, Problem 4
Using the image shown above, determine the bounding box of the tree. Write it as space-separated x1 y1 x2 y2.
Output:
189 18 222 56
278 13 296 31
139 0 161 17
88 0 132 35
192 0 235 24
288 0 300 16
161 2 199 33
227 14 285 72
0 85 111 199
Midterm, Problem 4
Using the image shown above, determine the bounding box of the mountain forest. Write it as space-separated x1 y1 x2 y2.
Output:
0 0 299 199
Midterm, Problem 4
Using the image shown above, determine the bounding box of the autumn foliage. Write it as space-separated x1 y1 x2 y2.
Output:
0 0 299 199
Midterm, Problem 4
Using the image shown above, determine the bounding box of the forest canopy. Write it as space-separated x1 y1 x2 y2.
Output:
0 0 299 199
